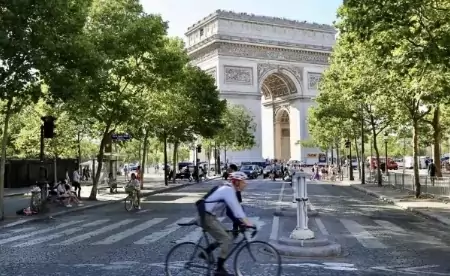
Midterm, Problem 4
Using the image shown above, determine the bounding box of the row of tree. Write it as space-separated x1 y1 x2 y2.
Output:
0 0 256 219
307 0 450 197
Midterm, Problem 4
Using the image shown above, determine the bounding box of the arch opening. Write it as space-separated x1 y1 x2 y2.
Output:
274 109 291 162
261 72 297 100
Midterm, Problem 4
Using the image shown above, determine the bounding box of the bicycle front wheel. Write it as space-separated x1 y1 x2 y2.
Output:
124 195 133 211
233 241 282 276
165 242 212 276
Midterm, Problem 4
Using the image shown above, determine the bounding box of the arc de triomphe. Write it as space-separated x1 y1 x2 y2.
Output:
186 10 336 164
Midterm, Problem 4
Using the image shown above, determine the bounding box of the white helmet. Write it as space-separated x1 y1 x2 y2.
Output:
229 171 248 181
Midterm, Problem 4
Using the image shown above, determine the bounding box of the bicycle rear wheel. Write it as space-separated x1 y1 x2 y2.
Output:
165 242 212 276
124 195 133 211
233 241 282 276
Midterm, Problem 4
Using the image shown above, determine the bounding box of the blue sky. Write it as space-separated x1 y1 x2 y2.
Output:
141 0 342 38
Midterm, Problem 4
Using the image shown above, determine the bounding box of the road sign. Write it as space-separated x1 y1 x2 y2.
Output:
111 133 131 142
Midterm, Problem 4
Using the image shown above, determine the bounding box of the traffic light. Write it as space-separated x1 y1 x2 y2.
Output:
196 145 202 153
345 140 351 148
41 116 56 138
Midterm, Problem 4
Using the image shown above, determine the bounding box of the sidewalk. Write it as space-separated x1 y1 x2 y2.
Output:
350 184 450 226
1 175 220 228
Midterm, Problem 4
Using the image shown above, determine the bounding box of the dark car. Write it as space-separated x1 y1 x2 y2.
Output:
240 165 259 179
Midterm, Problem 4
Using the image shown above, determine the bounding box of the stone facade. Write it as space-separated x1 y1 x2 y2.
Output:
186 10 336 164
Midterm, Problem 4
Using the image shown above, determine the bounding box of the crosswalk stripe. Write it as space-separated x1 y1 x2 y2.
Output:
93 218 167 245
10 227 36 234
13 220 110 247
175 217 225 244
0 221 83 245
52 219 135 245
373 220 406 233
340 219 387 249
134 217 195 245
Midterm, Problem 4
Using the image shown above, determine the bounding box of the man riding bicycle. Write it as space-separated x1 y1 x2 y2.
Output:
125 173 141 210
197 171 254 276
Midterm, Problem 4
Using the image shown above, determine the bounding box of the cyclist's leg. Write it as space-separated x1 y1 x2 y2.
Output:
203 214 231 272
136 190 141 208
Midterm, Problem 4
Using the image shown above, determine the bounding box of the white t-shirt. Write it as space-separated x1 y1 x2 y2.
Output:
204 183 246 219
73 171 80 183
128 179 140 190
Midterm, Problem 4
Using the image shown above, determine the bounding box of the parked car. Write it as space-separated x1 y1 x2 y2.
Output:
240 165 259 179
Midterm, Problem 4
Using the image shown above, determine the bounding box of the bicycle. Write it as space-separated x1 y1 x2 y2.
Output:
124 189 139 211
165 220 282 276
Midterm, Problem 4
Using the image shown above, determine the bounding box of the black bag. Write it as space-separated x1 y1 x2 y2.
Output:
196 186 220 227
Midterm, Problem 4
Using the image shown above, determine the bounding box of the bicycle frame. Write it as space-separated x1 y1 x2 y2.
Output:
185 228 254 270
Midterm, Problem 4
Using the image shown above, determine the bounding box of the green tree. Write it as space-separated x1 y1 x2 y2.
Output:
0 0 92 218
337 0 450 196
59 0 186 199
213 104 256 152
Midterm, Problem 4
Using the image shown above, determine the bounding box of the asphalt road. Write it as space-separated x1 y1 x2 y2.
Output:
0 176 449 275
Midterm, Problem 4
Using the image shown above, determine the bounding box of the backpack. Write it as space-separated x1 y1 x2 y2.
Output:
196 185 220 227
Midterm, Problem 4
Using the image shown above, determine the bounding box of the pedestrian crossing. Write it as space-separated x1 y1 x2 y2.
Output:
0 216 446 249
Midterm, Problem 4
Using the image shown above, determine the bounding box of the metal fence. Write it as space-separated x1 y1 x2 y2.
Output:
368 171 450 197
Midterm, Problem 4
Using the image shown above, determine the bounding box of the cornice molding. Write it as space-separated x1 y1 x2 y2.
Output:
186 10 336 35
187 34 333 54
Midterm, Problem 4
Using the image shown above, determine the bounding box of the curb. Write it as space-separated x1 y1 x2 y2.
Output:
350 184 450 226
1 177 220 228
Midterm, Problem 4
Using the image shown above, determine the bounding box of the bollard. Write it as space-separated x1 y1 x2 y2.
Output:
289 172 315 240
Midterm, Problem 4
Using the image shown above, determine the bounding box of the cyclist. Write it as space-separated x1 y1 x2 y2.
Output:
225 164 243 237
197 171 253 276
125 173 141 209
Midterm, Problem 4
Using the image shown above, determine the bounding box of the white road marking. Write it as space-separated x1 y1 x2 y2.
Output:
270 182 285 241
269 216 279 241
136 209 151 214
10 227 36 233
315 218 329 236
134 217 194 244
0 219 32 229
0 220 82 245
340 219 387 249
175 217 225 244
93 218 166 245
13 220 110 247
52 219 135 245
373 220 406 233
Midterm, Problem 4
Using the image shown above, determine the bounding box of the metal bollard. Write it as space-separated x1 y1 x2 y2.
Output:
289 172 315 240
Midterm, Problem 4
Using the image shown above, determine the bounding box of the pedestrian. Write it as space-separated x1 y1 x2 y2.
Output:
72 169 81 199
428 160 436 186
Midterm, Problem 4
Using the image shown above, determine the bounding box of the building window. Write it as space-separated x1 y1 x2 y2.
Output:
199 28 204 36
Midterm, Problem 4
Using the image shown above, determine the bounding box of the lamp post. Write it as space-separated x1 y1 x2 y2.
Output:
384 132 389 177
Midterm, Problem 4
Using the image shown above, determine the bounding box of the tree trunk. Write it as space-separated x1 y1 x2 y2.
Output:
172 141 178 183
0 99 13 220
369 115 382 186
335 141 341 172
431 107 442 177
140 130 149 189
413 119 421 198
77 131 82 174
163 133 168 186
90 124 112 200
354 136 361 179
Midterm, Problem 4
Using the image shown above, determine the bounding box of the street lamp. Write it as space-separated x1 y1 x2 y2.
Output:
384 132 389 176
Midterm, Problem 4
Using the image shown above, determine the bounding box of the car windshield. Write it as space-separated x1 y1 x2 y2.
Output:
241 165 253 170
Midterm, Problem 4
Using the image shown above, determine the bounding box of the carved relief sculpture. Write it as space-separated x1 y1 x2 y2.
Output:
224 66 253 85
308 72 322 89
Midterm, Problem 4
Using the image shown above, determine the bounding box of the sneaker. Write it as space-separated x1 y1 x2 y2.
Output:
78 203 84 207
66 205 72 208
137 206 141 210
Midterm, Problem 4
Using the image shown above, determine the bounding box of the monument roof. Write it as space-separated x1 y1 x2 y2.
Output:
185 10 337 35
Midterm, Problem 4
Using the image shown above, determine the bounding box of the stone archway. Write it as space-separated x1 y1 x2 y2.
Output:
275 109 291 161
259 68 299 161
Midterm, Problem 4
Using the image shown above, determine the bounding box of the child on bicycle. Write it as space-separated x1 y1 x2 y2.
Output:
197 171 254 276
125 173 141 210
